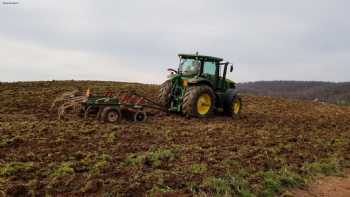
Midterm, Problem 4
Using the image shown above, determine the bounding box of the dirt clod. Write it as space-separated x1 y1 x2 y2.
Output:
6 184 30 197
82 179 103 193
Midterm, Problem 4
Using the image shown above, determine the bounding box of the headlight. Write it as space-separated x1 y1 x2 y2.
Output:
183 80 189 87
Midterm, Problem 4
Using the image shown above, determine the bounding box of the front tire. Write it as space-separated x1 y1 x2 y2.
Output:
182 85 215 118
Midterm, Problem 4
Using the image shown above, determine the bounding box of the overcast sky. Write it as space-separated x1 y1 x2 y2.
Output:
0 0 349 84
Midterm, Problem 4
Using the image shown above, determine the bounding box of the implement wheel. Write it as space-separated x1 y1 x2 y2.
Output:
133 110 147 122
101 107 121 123
182 85 215 118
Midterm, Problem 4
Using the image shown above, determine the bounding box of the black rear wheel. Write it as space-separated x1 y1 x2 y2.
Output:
223 89 242 119
158 80 172 107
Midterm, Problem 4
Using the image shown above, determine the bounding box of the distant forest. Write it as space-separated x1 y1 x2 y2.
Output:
237 81 350 105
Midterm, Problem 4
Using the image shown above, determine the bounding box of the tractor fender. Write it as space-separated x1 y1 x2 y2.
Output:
224 88 239 98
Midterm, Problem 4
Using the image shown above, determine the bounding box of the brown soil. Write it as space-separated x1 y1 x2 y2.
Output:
1 81 350 196
290 171 350 197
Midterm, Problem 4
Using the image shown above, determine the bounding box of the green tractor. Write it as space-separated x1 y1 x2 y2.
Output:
159 53 242 118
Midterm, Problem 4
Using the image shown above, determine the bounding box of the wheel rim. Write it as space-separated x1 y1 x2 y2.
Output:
196 93 212 115
107 111 119 122
135 112 146 122
136 113 144 121
232 99 241 114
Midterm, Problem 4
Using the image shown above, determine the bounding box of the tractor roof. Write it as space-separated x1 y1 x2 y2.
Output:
178 53 223 62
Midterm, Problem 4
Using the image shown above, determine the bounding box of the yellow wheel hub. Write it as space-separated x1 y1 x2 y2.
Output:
197 93 212 115
232 99 241 114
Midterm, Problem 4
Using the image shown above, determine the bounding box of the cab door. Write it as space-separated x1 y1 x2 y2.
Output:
202 61 218 88
217 63 228 91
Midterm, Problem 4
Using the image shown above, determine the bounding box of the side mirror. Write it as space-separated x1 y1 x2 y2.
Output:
230 65 233 72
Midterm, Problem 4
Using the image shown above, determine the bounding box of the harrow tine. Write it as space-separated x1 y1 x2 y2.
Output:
55 94 87 119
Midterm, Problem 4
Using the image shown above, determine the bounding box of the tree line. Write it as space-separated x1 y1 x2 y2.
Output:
237 81 350 105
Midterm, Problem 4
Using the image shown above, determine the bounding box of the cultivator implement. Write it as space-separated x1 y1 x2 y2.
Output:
53 89 166 122
58 96 87 119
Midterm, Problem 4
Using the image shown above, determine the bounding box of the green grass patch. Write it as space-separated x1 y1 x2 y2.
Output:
259 167 304 197
50 162 74 177
0 136 24 148
303 159 341 176
190 163 208 174
146 149 175 168
201 177 231 196
0 162 34 177
123 148 175 168
106 132 118 143
201 175 253 197
123 153 146 167
92 154 111 173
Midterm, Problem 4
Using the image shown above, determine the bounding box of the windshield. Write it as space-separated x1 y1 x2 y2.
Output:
179 58 201 76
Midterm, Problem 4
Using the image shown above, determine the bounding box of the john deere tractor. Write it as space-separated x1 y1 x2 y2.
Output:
159 53 242 118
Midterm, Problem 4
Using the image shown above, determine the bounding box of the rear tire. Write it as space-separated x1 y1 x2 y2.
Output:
182 85 215 118
223 89 242 119
158 80 172 107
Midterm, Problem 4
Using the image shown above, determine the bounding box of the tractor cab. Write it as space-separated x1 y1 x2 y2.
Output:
159 53 241 118
177 53 235 91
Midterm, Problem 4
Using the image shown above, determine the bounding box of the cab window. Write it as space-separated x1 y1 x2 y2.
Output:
179 58 201 76
203 61 216 75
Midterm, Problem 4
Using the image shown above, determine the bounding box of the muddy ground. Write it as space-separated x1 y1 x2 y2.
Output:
290 170 350 197
1 81 350 196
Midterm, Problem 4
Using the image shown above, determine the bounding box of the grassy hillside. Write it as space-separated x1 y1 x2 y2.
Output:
238 81 350 105
1 81 350 196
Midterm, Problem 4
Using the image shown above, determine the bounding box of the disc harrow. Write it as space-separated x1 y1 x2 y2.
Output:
53 89 166 123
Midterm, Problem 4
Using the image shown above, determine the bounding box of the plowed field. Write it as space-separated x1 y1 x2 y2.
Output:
1 81 350 196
